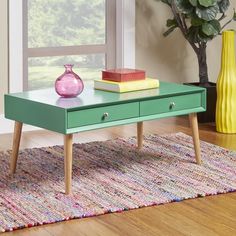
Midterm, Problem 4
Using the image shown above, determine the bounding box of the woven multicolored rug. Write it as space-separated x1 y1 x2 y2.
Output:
0 132 236 233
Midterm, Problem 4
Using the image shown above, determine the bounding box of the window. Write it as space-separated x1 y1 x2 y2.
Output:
25 0 116 90
9 0 135 92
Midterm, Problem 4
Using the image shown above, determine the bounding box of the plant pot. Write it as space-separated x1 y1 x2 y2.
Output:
184 82 216 123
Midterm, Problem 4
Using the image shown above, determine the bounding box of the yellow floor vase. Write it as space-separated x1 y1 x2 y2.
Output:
216 31 236 134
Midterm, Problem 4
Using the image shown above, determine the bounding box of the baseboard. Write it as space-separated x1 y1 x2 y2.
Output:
0 114 40 134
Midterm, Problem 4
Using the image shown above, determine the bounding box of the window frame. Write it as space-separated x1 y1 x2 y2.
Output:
9 0 135 93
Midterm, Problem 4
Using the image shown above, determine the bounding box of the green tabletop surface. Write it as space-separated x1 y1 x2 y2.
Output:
6 81 205 110
5 81 206 134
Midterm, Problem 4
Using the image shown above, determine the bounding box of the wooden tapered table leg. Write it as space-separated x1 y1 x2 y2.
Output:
137 122 143 149
64 134 73 195
10 121 23 175
189 113 201 165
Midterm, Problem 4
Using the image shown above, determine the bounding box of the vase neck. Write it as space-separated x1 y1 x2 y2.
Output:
64 64 73 73
221 31 236 69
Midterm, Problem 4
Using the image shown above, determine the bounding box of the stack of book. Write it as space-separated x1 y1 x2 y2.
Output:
94 68 159 93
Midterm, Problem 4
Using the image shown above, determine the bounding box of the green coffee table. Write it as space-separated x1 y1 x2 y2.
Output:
5 81 206 195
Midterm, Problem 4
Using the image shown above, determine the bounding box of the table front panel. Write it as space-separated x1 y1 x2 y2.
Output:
67 102 139 128
140 93 202 116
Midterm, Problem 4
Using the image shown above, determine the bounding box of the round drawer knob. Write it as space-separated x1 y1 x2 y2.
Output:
169 102 176 110
103 112 109 119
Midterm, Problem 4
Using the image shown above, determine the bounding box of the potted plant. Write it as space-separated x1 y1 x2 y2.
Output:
160 0 235 122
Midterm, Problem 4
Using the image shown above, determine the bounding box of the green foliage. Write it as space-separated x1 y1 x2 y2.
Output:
202 20 221 36
189 0 198 7
160 0 235 84
167 18 178 27
198 0 217 8
28 0 105 49
175 0 193 14
218 0 230 13
28 0 105 70
28 66 101 90
191 17 204 26
163 19 178 36
195 5 219 21
161 0 235 43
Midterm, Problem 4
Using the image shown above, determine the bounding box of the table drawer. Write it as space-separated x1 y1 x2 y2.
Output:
68 102 139 128
140 93 202 116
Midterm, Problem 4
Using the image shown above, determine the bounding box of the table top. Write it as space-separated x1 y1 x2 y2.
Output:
6 81 205 110
5 81 206 134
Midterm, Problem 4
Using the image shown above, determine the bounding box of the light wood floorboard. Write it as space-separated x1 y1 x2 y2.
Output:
0 116 236 236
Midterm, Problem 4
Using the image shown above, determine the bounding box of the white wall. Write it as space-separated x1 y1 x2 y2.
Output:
0 0 8 113
136 0 236 83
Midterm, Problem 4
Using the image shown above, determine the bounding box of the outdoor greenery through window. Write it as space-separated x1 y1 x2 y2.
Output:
27 0 107 90
28 54 105 90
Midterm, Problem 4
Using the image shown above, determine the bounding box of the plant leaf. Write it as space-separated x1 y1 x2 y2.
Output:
218 0 230 13
198 31 213 42
175 0 194 14
202 23 215 36
189 0 198 7
196 5 220 21
166 18 178 27
191 17 205 26
202 20 220 36
163 25 178 37
198 0 217 7
210 19 221 32
188 26 201 43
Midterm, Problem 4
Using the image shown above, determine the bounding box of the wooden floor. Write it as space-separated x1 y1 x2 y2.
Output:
1 117 236 236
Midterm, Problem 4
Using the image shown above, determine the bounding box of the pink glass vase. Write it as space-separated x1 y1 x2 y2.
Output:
55 64 84 98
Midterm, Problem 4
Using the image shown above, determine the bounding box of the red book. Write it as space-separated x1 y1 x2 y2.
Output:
102 68 146 82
